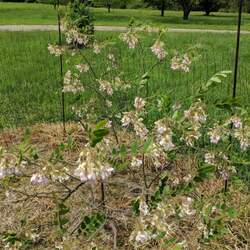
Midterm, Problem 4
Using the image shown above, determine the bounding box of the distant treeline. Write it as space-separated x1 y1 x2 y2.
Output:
2 0 250 14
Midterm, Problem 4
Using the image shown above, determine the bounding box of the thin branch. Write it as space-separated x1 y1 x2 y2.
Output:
147 162 172 189
62 181 86 202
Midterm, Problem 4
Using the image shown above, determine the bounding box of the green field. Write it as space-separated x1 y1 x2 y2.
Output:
0 3 57 25
1 3 250 31
0 30 249 128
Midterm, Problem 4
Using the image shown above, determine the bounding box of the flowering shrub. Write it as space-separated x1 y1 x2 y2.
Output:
64 0 94 47
0 24 250 249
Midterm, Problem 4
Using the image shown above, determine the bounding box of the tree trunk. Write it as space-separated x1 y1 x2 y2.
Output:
205 10 210 16
161 0 165 17
107 3 111 13
247 2 250 13
183 8 190 20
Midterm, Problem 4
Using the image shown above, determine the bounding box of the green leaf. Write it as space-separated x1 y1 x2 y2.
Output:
215 97 242 111
163 237 177 247
171 246 182 250
142 72 150 80
199 71 231 96
143 138 153 153
90 121 110 147
194 165 215 182
93 128 109 137
132 199 140 216
79 213 106 235
95 120 108 130
226 207 238 218
119 144 127 157
58 203 70 216
60 218 69 226
131 141 139 155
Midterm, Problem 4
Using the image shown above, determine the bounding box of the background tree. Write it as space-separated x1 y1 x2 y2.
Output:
199 0 227 16
144 0 175 17
93 0 130 9
246 0 250 13
66 0 94 34
177 0 197 20
106 0 111 12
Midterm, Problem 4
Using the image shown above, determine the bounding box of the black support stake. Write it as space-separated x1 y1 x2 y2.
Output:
232 0 244 99
57 0 66 135
225 0 244 193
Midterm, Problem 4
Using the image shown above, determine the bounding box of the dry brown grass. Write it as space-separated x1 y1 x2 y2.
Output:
0 123 249 250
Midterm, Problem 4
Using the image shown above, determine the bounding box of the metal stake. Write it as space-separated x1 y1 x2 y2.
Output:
57 0 66 134
225 0 244 193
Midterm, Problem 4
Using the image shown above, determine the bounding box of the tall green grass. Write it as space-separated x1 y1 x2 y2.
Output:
1 3 250 31
0 31 249 128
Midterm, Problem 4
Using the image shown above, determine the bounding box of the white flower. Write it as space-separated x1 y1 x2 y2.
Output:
173 178 180 186
99 164 114 180
98 80 113 96
208 124 224 144
120 32 138 49
171 53 192 73
134 119 148 140
180 197 196 217
183 174 192 183
48 44 64 56
93 42 104 54
209 133 221 144
121 112 148 140
106 100 113 108
151 40 167 60
230 116 242 129
64 70 72 85
0 150 20 179
63 70 84 93
51 168 70 183
30 233 40 242
0 167 6 179
159 136 175 151
184 100 207 130
139 201 149 216
121 112 133 127
75 147 114 183
131 157 142 168
154 120 175 151
204 152 215 165
240 139 249 151
233 126 250 151
134 97 146 111
74 160 97 182
157 126 166 134
107 53 115 61
183 130 201 147
220 169 229 180
105 120 112 128
65 28 89 46
55 243 64 250
0 167 19 179
75 64 89 73
135 231 150 244
30 173 49 185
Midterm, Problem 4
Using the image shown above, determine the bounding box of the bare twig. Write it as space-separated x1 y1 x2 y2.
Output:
62 181 86 202
108 221 117 250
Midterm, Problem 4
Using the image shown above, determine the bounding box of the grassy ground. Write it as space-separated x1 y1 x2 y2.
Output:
0 3 57 25
0 31 250 129
0 123 249 249
92 8 250 31
1 3 250 31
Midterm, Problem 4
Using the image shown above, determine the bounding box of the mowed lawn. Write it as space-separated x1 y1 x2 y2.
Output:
0 30 250 128
1 3 250 31
0 3 57 25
